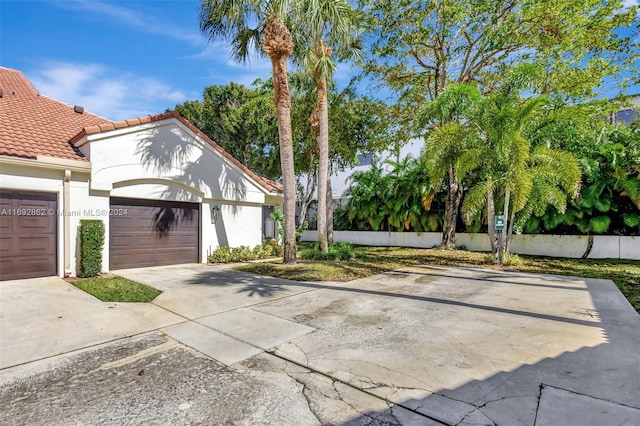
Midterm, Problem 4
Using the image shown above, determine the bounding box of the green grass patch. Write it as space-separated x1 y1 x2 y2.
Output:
68 275 162 302
236 246 640 313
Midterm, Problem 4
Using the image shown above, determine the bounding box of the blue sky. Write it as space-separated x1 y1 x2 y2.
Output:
1 1 638 121
0 0 357 120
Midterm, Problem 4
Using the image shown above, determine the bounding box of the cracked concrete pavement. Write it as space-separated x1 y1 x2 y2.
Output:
1 263 639 425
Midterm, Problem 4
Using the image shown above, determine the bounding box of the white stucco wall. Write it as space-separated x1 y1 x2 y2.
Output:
84 119 268 205
201 201 263 261
110 182 201 203
68 176 109 276
301 231 640 260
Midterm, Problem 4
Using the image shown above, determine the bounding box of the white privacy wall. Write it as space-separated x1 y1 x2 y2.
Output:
301 231 640 260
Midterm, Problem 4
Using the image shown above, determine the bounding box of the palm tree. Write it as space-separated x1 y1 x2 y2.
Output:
461 94 581 259
297 0 361 252
200 0 299 263
419 84 483 248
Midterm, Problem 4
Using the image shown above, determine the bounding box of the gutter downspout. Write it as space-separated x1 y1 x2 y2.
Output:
64 170 71 277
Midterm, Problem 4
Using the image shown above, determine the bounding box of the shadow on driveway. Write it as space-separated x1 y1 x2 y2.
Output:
177 267 603 328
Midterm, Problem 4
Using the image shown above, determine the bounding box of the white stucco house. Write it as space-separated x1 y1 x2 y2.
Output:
0 67 282 280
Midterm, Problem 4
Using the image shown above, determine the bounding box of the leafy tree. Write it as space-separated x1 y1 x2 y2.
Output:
419 84 483 248
362 0 638 104
340 157 436 232
328 89 399 169
468 90 581 258
360 0 638 247
423 77 581 258
342 160 387 231
524 111 640 236
325 89 395 238
200 0 302 263
174 82 281 179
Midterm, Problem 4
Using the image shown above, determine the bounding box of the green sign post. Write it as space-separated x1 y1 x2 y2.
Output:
495 215 505 265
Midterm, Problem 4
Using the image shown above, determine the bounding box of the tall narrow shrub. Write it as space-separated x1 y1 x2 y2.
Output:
79 219 105 277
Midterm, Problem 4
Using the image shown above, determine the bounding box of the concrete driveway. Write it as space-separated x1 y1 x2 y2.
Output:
0 276 182 369
1 263 639 425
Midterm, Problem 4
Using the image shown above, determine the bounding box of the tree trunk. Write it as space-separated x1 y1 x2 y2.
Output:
297 158 317 230
316 75 329 253
502 186 511 258
487 176 496 254
263 18 296 264
326 176 334 243
442 166 462 248
505 209 515 257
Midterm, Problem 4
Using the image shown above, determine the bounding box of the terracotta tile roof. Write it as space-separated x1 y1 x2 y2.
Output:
0 67 111 161
0 67 282 194
71 110 284 194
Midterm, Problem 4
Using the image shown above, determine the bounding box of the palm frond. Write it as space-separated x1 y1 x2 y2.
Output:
461 181 489 224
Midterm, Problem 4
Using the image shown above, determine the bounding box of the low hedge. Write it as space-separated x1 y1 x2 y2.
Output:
299 242 356 261
208 242 282 263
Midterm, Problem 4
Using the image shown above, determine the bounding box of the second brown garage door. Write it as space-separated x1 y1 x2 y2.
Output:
109 198 199 270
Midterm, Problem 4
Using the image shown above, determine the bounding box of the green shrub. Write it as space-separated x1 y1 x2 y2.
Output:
79 219 105 277
299 242 356 261
209 246 232 263
483 253 497 264
270 207 308 242
269 240 284 256
208 242 280 263
504 254 524 266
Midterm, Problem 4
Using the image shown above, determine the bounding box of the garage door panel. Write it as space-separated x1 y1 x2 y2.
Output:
109 198 199 270
111 251 156 266
14 257 53 274
111 234 157 249
19 236 56 253
0 191 57 281
19 216 54 230
0 216 10 229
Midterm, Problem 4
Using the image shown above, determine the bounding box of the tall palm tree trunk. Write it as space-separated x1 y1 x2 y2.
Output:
263 18 296 264
326 176 334 243
502 186 511 259
317 74 329 252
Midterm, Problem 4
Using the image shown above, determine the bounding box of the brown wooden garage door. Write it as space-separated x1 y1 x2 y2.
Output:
109 198 199 270
0 190 57 281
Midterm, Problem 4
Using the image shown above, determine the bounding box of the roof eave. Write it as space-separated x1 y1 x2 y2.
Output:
0 154 91 172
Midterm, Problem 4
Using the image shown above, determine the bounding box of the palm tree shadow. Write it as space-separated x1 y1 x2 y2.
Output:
183 269 294 297
133 121 248 239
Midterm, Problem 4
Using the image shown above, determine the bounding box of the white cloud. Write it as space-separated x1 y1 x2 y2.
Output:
51 0 203 45
29 62 192 120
